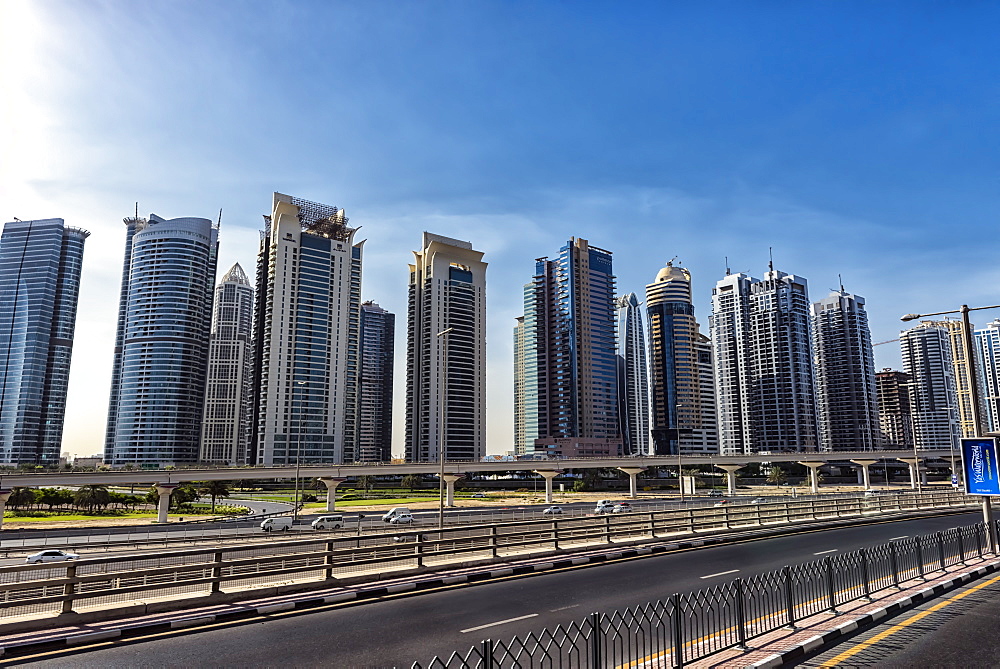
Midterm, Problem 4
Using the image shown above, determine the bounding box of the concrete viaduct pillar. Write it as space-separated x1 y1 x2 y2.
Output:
898 458 922 491
534 470 561 504
618 468 645 499
442 474 462 507
154 484 179 523
318 477 348 512
715 464 744 496
798 462 823 494
0 489 11 531
851 460 878 491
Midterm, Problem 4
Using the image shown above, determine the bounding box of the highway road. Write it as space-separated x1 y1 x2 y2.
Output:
799 567 1000 667
11 510 982 668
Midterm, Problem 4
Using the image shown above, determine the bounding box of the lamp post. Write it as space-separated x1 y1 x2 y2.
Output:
902 303 1000 552
293 379 306 523
437 327 453 530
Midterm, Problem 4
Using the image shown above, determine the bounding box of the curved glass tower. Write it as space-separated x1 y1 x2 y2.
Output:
106 214 219 465
616 293 650 455
0 218 89 465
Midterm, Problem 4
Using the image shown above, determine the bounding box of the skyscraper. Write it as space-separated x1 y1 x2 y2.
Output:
517 238 619 456
645 261 704 455
685 333 720 455
105 213 219 466
0 218 89 465
974 320 1000 434
875 369 914 448
513 315 536 456
406 232 487 462
357 301 394 462
616 293 650 455
710 267 818 454
927 319 979 439
811 288 879 451
900 323 960 450
253 193 363 465
200 263 254 464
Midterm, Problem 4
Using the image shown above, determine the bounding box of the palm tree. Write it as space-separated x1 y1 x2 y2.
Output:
198 481 231 514
766 467 787 488
74 485 110 513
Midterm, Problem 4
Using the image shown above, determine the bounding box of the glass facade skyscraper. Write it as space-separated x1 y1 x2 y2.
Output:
616 293 650 455
0 218 89 465
200 263 254 464
900 322 960 450
517 238 619 452
105 213 219 465
254 193 363 465
358 301 394 462
406 232 487 462
811 288 879 451
975 320 1000 434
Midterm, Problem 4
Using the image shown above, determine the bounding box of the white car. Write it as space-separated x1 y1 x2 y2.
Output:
389 513 415 525
26 549 80 564
612 503 633 514
311 515 345 530
542 506 563 515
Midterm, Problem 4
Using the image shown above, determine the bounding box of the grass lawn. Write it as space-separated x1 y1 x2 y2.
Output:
5 511 196 522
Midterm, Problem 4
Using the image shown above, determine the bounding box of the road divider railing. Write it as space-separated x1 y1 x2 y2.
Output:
0 489 975 624
414 520 997 669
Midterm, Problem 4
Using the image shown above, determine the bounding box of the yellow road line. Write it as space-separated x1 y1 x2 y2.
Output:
817 572 1000 666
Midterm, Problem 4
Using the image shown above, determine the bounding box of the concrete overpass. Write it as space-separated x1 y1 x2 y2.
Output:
0 449 957 525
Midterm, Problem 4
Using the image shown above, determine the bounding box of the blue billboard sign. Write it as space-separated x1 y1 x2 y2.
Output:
962 438 1000 496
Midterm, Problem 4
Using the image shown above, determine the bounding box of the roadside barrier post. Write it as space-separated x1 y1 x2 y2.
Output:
915 537 926 580
490 525 498 558
937 531 946 570
211 550 223 592
670 594 684 668
590 611 603 669
62 564 76 614
824 556 837 613
859 548 872 601
325 540 335 578
481 639 494 669
734 578 748 649
889 541 901 589
782 565 796 629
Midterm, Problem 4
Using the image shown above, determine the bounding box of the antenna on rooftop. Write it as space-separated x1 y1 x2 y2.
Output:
768 247 774 273
725 256 731 276
838 273 844 293
218 208 223 229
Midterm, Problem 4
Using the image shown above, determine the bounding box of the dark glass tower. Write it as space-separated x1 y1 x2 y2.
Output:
358 301 395 462
0 218 89 465
105 214 219 465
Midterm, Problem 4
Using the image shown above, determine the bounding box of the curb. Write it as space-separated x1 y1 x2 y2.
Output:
750 561 1000 668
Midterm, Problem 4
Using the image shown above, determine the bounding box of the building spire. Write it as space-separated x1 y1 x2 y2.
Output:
768 247 774 273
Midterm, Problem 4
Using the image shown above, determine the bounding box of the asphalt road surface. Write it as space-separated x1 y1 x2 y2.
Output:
12 510 981 668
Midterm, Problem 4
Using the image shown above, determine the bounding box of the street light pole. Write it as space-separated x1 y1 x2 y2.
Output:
902 304 1000 553
437 327 453 530
293 380 306 523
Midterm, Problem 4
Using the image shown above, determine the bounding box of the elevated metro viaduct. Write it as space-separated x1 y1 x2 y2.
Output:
0 450 957 526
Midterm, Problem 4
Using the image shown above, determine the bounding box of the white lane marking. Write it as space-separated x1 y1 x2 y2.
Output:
700 569 739 579
889 536 909 541
550 604 579 612
814 549 838 555
461 613 539 634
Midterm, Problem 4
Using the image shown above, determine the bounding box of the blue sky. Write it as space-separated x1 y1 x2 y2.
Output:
3 1 1000 457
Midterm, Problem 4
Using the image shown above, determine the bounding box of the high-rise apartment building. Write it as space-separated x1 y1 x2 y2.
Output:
925 319 979 439
875 369 914 448
200 263 254 464
646 261 717 455
513 315 536 456
105 214 219 466
617 293 650 455
710 267 818 454
684 333 719 455
811 288 879 451
253 193 362 465
974 320 1000 434
406 233 487 462
0 218 89 465
900 323 960 450
357 301 394 462
516 238 619 455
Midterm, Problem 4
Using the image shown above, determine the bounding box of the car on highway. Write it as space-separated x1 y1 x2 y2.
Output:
471 493 487 498
26 549 80 564
594 499 616 514
706 490 723 497
612 503 633 513
382 507 412 523
311 515 345 530
749 497 767 504
260 517 294 532
389 513 415 525
542 505 563 515
713 500 729 507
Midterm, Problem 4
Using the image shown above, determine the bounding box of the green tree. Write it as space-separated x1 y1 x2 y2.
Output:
401 474 422 491
37 488 68 510
74 485 110 513
198 481 231 514
8 487 37 510
766 467 787 487
171 484 199 510
356 475 374 494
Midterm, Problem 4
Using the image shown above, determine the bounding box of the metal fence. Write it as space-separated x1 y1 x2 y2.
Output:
0 490 974 624
413 521 993 669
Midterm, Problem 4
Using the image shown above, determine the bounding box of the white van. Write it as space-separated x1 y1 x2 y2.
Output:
260 516 293 532
311 515 345 530
595 500 616 514
381 507 412 523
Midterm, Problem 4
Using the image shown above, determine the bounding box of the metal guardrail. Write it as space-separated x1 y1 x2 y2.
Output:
0 490 974 623
414 520 995 668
